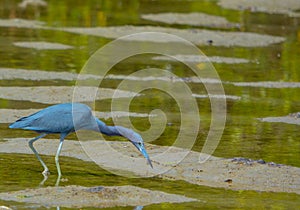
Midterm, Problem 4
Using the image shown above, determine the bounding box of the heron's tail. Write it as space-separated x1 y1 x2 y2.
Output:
9 116 32 129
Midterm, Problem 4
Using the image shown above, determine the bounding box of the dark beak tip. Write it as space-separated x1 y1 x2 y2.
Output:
147 159 153 168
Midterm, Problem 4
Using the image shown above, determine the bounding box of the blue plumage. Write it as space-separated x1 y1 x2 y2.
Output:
10 103 92 133
9 103 152 185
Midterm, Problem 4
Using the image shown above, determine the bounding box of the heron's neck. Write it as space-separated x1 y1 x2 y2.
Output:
95 118 134 138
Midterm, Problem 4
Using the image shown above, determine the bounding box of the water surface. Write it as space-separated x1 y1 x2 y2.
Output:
0 0 299 209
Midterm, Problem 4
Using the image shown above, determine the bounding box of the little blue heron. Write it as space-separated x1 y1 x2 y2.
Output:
9 103 152 185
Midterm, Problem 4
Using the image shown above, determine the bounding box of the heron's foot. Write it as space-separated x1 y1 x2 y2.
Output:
55 176 62 186
55 176 68 187
39 175 48 186
42 169 50 176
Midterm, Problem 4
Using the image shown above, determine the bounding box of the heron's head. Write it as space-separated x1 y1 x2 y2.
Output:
130 136 153 168
116 126 153 168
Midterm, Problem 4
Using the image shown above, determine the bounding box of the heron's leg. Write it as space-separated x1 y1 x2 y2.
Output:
55 133 67 186
28 133 49 175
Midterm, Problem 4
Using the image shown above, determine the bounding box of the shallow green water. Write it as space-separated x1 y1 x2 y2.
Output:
0 0 300 209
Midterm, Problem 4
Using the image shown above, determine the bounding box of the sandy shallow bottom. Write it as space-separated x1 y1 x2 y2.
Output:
141 12 239 29
58 25 285 47
13 41 74 50
0 18 44 29
3 68 300 89
0 185 196 208
0 138 299 195
0 19 285 47
230 81 300 88
0 86 139 104
259 113 300 125
0 109 153 123
152 54 250 64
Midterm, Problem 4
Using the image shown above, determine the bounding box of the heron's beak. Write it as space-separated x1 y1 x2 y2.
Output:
132 142 153 168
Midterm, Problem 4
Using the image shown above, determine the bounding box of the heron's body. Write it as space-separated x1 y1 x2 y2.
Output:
9 103 152 185
10 103 96 133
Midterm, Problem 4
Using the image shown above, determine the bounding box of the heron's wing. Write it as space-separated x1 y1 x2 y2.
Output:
10 103 95 133
10 107 74 133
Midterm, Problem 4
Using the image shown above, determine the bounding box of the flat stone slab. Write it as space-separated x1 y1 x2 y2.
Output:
13 41 73 50
141 12 240 28
0 185 196 208
0 86 139 104
218 0 300 17
0 138 299 195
